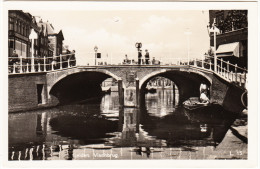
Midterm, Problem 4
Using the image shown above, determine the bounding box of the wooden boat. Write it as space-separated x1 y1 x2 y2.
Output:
182 97 210 111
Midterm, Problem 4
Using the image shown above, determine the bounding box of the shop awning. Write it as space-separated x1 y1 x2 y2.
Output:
216 42 240 57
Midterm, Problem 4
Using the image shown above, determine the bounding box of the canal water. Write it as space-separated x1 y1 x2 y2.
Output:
9 89 237 160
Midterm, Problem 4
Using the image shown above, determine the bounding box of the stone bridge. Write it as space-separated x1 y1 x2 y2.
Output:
43 65 246 113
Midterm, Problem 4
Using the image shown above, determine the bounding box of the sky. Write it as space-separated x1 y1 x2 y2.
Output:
26 10 210 65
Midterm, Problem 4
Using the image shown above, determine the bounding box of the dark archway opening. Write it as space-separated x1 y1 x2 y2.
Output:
139 71 212 110
50 72 117 105
141 76 180 117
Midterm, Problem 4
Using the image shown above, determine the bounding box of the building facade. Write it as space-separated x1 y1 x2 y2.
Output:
209 10 248 69
8 10 32 58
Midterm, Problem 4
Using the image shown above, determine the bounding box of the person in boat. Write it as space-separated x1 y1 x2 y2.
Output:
200 90 209 103
200 81 207 94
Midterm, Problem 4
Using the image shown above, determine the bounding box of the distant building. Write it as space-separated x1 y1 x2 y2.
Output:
36 18 50 58
8 10 32 58
209 10 248 69
36 20 64 56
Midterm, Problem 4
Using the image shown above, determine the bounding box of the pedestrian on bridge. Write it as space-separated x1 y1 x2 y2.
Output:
145 49 150 64
138 49 142 65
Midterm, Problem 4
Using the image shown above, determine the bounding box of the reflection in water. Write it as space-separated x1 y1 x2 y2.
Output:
9 89 237 160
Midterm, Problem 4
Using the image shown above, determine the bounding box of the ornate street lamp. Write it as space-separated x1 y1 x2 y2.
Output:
94 45 98 65
135 42 142 64
135 42 142 50
207 18 218 72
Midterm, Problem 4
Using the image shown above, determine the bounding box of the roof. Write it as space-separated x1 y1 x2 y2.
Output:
216 42 240 57
37 20 55 35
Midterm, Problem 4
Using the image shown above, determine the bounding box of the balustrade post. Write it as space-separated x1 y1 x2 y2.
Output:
194 58 197 67
239 74 242 86
13 63 16 74
202 59 204 68
231 71 233 81
179 58 181 65
38 63 41 72
26 63 29 73
220 58 223 75
227 61 230 72
44 56 46 71
68 59 71 68
20 57 23 73
235 64 238 83
244 71 247 88
52 62 54 71
60 54 62 69
209 61 212 70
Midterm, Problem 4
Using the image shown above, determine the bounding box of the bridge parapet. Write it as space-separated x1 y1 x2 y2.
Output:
8 54 247 90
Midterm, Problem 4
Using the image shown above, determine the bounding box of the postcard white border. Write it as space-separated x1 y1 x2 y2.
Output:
0 1 258 168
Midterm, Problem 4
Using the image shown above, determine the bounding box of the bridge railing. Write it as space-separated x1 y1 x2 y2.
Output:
190 57 247 89
8 53 76 74
8 53 247 89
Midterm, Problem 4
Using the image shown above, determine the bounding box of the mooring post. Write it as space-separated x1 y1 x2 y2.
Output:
118 78 124 108
136 78 140 108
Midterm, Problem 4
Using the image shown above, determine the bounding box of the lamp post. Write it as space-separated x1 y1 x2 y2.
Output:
135 42 142 64
184 29 192 65
29 29 38 72
207 18 217 72
94 45 98 65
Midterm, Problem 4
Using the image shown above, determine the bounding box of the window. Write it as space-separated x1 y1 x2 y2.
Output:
24 26 26 36
9 17 14 31
14 20 17 31
9 40 14 48
15 41 22 56
17 21 20 33
26 26 29 37
21 24 24 36
21 43 27 58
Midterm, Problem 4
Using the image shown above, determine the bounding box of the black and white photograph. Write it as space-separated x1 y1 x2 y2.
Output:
0 1 258 168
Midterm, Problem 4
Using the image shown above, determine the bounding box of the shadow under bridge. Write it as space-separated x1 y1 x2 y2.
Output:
49 71 118 104
139 70 212 106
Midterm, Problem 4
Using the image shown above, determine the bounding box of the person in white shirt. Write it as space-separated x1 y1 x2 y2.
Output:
200 91 209 103
200 82 207 95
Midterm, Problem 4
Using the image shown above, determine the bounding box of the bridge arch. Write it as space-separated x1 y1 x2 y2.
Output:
139 68 212 89
47 68 121 104
48 68 121 91
139 68 213 104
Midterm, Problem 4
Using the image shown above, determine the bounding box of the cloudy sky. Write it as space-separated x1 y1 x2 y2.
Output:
27 10 210 65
